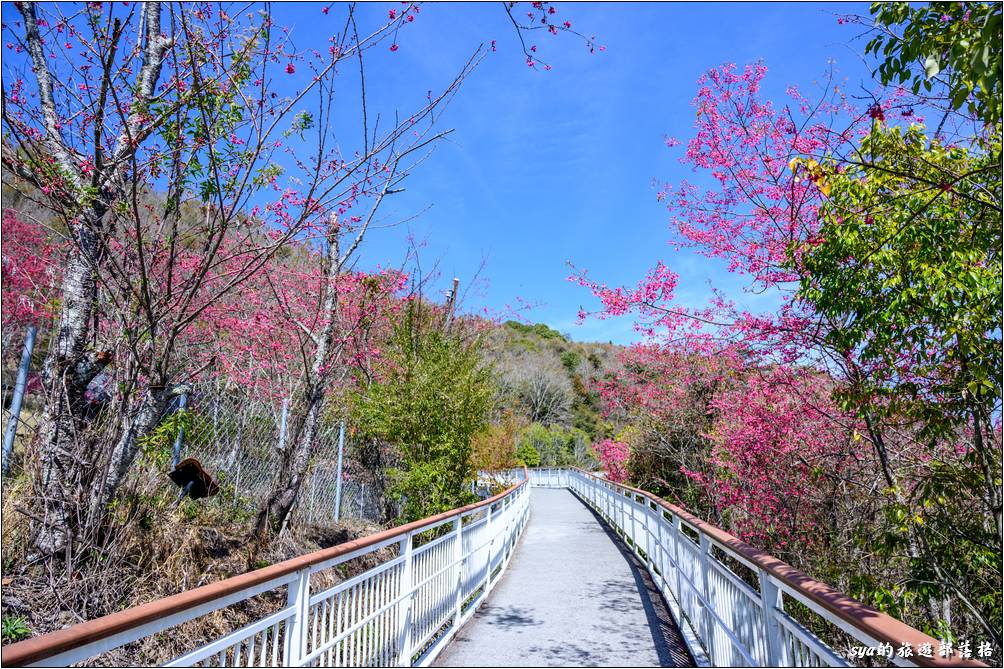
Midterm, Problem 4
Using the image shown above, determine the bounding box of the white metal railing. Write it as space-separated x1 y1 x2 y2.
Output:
526 467 568 488
558 468 982 669
4 467 984 669
2 471 530 668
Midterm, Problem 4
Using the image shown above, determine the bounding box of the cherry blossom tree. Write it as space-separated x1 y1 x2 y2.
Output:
1 1 477 555
593 438 629 483
575 56 1000 641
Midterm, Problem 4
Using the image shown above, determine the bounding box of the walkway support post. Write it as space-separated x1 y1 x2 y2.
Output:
639 496 646 557
621 491 628 542
482 504 493 593
452 516 464 624
284 569 310 665
699 531 714 659
646 502 662 586
627 493 633 542
644 497 654 567
671 515 684 619
397 534 414 666
2 325 37 477
758 568 786 666
658 511 670 598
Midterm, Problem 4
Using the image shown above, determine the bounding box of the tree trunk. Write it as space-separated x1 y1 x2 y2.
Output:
24 0 170 556
35 213 107 555
862 411 944 629
93 386 177 519
255 215 343 538
971 407 1003 544
255 394 323 537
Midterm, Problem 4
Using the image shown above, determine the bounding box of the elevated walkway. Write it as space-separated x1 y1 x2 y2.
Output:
436 488 691 667
1 468 986 668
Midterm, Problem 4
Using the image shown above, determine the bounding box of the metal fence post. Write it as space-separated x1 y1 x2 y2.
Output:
333 421 345 521
284 569 310 666
758 568 786 665
308 469 315 525
232 458 242 511
397 534 414 666
2 325 37 477
171 392 189 470
277 399 289 451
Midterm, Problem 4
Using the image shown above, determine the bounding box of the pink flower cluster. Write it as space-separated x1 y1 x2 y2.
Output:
1 210 58 331
594 439 630 483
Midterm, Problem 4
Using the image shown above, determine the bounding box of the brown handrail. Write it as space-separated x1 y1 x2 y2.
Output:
572 468 987 669
1 468 528 667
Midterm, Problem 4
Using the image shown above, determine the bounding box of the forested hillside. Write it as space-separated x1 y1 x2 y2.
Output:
486 320 619 464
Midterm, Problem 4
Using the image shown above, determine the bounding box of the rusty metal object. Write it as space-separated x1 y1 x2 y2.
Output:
168 457 219 500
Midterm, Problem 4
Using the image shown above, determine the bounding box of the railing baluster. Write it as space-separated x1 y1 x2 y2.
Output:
363 578 370 666
336 589 345 667
364 576 372 666
333 590 341 662
348 583 356 669
374 573 381 665
644 499 654 570
377 569 384 667
309 596 318 661
636 496 641 550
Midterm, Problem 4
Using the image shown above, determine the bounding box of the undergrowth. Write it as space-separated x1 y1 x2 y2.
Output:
0 458 391 664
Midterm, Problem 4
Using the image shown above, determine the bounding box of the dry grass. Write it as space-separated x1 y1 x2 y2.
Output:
1 472 393 665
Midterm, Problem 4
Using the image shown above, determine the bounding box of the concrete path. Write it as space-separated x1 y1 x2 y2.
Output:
435 488 692 667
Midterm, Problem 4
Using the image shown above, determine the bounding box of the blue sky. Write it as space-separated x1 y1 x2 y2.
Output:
4 2 877 345
266 2 875 345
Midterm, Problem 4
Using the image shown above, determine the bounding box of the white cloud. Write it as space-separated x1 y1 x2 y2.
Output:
548 316 643 346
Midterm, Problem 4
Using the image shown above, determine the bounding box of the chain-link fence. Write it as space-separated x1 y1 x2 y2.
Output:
1 326 389 526
169 380 388 525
